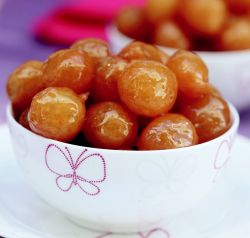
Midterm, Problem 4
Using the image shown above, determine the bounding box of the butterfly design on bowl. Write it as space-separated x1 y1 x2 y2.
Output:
45 144 106 196
96 228 170 238
138 228 170 238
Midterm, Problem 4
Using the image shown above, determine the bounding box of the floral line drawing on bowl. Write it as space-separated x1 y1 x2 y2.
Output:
135 157 197 223
213 135 235 183
96 228 170 238
136 155 197 195
45 144 106 196
138 228 170 238
8 124 29 159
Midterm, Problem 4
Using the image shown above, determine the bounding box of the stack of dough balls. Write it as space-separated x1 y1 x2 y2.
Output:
7 38 231 150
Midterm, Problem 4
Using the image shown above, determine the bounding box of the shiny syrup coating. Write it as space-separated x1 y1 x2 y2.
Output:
19 108 30 130
91 56 128 102
219 17 250 51
70 38 110 62
28 87 85 142
6 60 44 113
158 49 170 65
118 61 178 117
175 83 222 112
154 21 191 50
83 102 138 149
116 6 147 40
42 49 94 94
145 0 179 23
208 84 222 97
179 94 231 143
118 41 162 62
180 0 227 36
225 0 250 14
138 113 198 150
167 50 209 98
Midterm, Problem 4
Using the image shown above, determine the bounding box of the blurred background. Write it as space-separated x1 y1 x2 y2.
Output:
0 0 143 122
0 0 250 137
0 0 61 123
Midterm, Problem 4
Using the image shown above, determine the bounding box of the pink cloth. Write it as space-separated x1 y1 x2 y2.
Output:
33 0 145 45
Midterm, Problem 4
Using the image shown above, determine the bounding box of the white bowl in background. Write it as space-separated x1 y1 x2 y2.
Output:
107 25 250 111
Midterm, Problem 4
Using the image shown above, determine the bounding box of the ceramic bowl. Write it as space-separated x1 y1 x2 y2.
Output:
7 103 239 233
107 25 250 111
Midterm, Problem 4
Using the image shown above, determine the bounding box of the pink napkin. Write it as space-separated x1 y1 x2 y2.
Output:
33 0 145 45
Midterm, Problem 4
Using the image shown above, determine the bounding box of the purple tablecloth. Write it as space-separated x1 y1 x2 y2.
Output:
0 0 250 138
0 0 62 124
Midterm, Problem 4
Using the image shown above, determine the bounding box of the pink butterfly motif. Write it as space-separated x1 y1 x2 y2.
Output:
96 228 170 238
138 228 170 238
45 144 106 196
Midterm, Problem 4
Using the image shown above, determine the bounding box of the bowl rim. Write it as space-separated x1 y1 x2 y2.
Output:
6 102 239 154
107 24 250 57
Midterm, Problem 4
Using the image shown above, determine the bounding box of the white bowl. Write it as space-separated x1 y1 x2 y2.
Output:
7 103 239 233
107 25 250 111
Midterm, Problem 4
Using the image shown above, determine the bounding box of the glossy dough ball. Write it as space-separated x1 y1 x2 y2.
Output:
42 49 94 94
208 84 222 97
118 61 178 117
70 38 110 62
83 102 138 149
118 41 162 62
154 21 191 50
145 0 179 23
28 87 85 142
116 7 147 40
6 60 44 113
180 0 227 36
179 94 231 143
92 56 127 102
225 0 250 14
219 17 250 51
167 50 209 97
19 108 30 130
138 113 198 150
